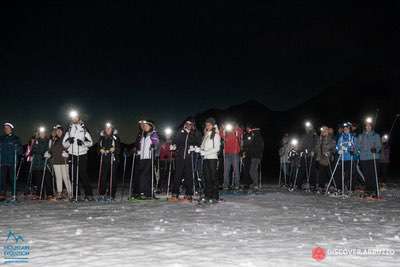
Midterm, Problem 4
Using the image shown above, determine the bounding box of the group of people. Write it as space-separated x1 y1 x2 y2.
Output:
279 118 391 199
0 111 265 204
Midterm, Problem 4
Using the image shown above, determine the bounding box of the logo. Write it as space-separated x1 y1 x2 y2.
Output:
3 229 30 264
312 246 326 262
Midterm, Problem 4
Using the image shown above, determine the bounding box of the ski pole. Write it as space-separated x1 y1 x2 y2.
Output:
16 156 24 181
13 146 17 201
110 154 114 201
372 152 380 198
325 153 342 195
128 152 136 199
259 160 262 189
151 146 154 198
349 156 353 193
26 155 34 194
166 151 173 199
39 158 48 200
191 151 196 198
122 152 127 186
75 145 80 202
341 150 345 196
97 153 104 196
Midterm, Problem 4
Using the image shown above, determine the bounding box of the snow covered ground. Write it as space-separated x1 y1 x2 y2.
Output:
1 185 400 267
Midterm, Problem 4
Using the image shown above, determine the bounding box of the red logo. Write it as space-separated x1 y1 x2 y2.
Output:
312 247 326 262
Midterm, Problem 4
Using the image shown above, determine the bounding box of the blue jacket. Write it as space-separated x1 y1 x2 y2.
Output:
357 131 381 161
336 133 356 161
0 134 23 166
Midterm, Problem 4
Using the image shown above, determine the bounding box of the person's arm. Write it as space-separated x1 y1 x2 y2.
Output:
62 131 71 149
84 131 93 148
375 134 382 152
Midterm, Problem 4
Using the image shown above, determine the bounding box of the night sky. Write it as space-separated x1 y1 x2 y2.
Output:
0 2 384 142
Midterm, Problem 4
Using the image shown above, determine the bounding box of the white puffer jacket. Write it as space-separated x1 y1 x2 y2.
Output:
201 128 221 159
62 122 93 156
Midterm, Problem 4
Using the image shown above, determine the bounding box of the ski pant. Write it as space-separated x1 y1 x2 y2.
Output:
223 153 240 188
98 156 118 198
204 159 219 200
334 160 352 191
360 160 379 195
158 160 170 193
0 165 15 195
379 162 389 183
280 162 290 185
70 154 92 197
32 169 53 197
53 164 72 196
133 159 153 197
249 158 261 187
173 155 194 196
315 163 330 189
241 157 251 185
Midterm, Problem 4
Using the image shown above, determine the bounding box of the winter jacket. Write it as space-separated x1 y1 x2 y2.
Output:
315 135 336 166
381 143 390 163
98 134 121 160
220 128 243 154
173 129 202 159
49 137 68 165
357 131 382 161
242 129 264 159
63 122 93 156
137 131 159 160
0 134 22 166
159 142 174 161
31 138 50 171
336 133 356 161
201 129 221 160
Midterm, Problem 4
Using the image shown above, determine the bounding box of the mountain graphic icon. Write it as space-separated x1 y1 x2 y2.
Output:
6 230 24 243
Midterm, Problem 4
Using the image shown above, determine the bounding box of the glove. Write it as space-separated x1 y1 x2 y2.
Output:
194 146 201 153
76 139 84 146
324 152 330 158
109 147 115 153
169 144 177 151
44 151 51 159
188 145 195 153
338 150 343 155
100 149 106 154
67 137 75 144
371 147 377 154
200 149 206 156
62 151 69 158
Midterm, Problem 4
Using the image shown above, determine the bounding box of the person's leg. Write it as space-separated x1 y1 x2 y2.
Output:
183 156 194 196
223 154 232 188
209 159 219 200
249 158 260 187
140 159 153 197
99 157 111 196
32 170 41 196
61 164 72 197
204 160 212 199
44 168 53 197
78 155 93 197
173 157 185 197
232 154 240 188
53 165 63 194
0 165 7 195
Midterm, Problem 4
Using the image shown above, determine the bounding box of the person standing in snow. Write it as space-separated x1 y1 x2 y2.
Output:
31 127 54 200
314 126 336 192
63 113 94 201
49 125 72 199
169 119 202 202
242 125 264 189
200 118 221 202
357 121 382 198
0 123 22 201
97 123 120 200
131 120 160 199
298 124 317 190
335 122 356 193
278 133 291 187
220 122 243 190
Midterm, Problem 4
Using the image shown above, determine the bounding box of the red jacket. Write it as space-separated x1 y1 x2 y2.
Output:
220 128 243 154
159 142 174 160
